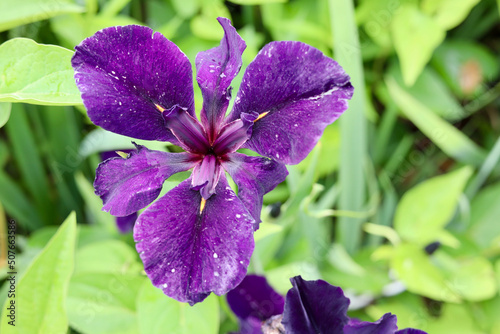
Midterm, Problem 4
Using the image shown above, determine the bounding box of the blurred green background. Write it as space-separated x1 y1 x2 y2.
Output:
1 0 500 333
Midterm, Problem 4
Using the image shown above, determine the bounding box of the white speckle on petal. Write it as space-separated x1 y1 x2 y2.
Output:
236 214 241 218
213 253 218 259
162 283 168 288
214 272 219 277
171 268 175 273
276 153 280 158
294 123 298 127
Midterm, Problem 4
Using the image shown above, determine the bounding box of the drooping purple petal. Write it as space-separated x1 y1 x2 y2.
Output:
94 144 197 216
227 274 285 321
72 25 194 142
134 177 255 305
396 329 428 334
222 153 288 228
115 212 137 233
228 41 353 165
281 276 349 334
195 17 246 140
344 313 398 334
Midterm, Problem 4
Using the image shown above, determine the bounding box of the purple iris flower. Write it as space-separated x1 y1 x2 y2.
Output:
227 275 428 334
71 17 353 305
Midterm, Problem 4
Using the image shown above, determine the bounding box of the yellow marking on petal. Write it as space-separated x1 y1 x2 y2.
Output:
155 103 166 112
199 198 206 214
115 151 129 158
253 111 269 122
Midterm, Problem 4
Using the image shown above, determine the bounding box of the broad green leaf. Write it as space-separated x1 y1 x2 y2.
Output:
386 77 486 165
450 257 497 301
0 38 82 105
391 244 460 303
0 0 83 32
137 280 219 334
0 102 10 127
74 240 142 275
0 212 77 333
421 0 481 30
391 4 445 86
228 0 286 4
432 40 500 98
388 64 467 121
67 273 144 334
468 182 500 248
394 166 473 244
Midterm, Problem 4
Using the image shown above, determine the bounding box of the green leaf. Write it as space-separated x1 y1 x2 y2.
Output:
137 280 219 334
391 244 461 303
394 166 473 245
391 4 446 86
388 64 467 121
0 212 77 333
0 38 82 105
0 0 83 32
450 256 497 301
74 240 142 275
0 102 10 127
254 222 284 268
421 0 481 30
67 273 144 334
431 40 500 98
386 77 487 166
228 0 286 4
468 182 500 248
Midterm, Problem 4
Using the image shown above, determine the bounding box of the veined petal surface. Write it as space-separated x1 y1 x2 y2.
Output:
223 153 287 227
196 17 246 139
72 25 195 142
134 177 255 305
228 41 353 165
94 145 196 216
282 276 349 334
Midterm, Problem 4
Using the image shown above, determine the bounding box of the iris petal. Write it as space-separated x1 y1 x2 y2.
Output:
228 41 353 165
134 177 255 305
195 17 246 140
222 153 288 229
94 144 197 216
344 313 398 334
281 276 349 334
72 25 195 142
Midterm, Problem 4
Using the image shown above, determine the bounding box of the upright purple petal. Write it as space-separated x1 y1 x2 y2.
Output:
72 25 195 142
228 41 353 165
94 144 197 216
227 274 285 321
282 276 349 334
344 313 398 334
134 177 255 305
222 153 288 228
115 213 137 233
195 17 246 140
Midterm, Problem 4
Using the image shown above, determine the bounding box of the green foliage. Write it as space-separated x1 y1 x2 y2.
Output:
0 0 83 32
0 212 77 334
0 103 11 128
0 38 82 105
137 281 219 334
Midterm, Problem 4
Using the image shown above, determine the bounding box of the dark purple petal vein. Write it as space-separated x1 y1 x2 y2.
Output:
344 313 398 334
